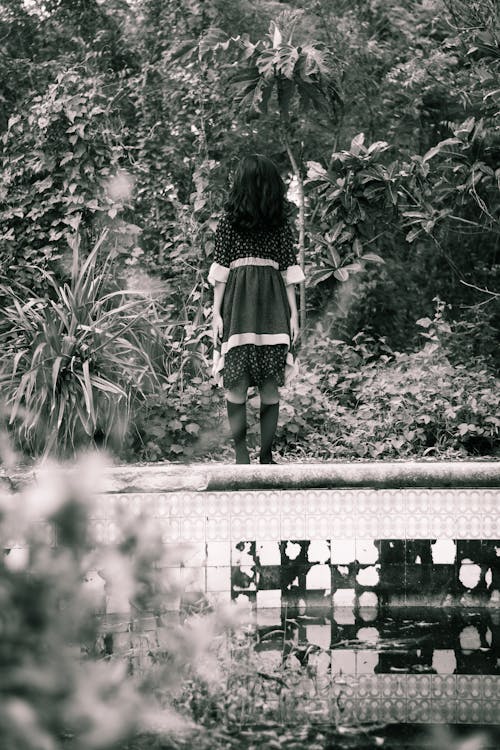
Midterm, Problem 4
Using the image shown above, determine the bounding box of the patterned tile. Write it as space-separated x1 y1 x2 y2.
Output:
356 674 379 698
330 490 355 515
482 702 500 723
255 516 280 540
483 675 500 699
379 674 406 699
356 491 380 515
68 478 500 720
281 516 306 540
331 515 356 539
158 518 181 543
180 517 205 542
231 516 258 540
457 674 483 698
407 674 431 698
407 698 432 723
457 700 485 723
205 492 230 516
432 675 456 698
356 515 379 538
379 698 407 723
429 701 457 723
281 491 306 515
206 517 230 541
306 516 335 539
304 491 331 516
356 700 379 723
406 513 432 539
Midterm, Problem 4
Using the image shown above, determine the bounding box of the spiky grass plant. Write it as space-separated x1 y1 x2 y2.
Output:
0 231 167 457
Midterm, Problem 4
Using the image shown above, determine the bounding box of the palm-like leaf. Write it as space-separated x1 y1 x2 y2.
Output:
0 231 168 457
200 16 342 122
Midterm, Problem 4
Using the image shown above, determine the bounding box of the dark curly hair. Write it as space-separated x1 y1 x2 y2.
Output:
225 153 288 231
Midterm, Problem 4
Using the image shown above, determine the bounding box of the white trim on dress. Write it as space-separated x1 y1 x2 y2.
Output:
230 257 279 270
221 332 290 355
281 264 305 285
208 261 230 285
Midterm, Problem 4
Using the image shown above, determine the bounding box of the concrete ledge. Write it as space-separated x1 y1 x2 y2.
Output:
100 461 500 493
2 461 500 493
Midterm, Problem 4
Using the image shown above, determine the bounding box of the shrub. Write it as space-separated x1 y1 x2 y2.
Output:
0 231 167 458
125 378 226 462
275 303 499 461
0 59 128 291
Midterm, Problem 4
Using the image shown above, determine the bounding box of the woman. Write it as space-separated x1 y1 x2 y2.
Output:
207 153 304 464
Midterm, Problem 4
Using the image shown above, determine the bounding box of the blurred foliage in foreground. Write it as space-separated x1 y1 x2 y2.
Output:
0 453 239 749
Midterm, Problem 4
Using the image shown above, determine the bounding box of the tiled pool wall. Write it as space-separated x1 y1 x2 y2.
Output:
7 462 500 725
87 487 500 611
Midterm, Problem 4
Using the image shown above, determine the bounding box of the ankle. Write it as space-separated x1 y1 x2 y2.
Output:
236 445 250 464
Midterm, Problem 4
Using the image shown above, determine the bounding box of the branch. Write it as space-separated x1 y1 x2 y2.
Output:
460 279 499 298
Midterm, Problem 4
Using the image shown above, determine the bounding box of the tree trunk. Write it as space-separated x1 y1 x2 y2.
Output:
283 134 306 338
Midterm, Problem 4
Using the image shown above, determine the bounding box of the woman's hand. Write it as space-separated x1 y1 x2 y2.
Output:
212 312 223 344
290 312 299 345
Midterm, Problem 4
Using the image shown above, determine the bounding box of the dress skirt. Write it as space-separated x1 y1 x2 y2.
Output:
208 214 305 389
213 263 297 389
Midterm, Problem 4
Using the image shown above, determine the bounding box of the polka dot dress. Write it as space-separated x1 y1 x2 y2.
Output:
208 214 305 390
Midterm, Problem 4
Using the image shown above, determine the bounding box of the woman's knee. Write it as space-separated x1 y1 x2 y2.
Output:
226 380 248 404
259 380 279 404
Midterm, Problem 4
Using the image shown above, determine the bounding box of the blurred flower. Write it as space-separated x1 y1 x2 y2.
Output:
105 170 134 202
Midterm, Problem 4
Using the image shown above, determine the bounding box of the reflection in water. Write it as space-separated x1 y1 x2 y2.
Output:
255 606 500 675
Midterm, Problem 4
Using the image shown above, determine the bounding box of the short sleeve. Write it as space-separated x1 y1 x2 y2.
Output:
208 215 231 286
279 222 305 285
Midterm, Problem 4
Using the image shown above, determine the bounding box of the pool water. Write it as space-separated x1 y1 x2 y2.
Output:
244 604 500 728
256 606 500 675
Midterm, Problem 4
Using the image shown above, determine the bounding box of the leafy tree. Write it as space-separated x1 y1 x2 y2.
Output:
197 9 343 332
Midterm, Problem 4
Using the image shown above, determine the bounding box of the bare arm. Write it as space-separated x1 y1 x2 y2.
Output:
213 281 226 315
212 281 226 341
286 283 299 344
